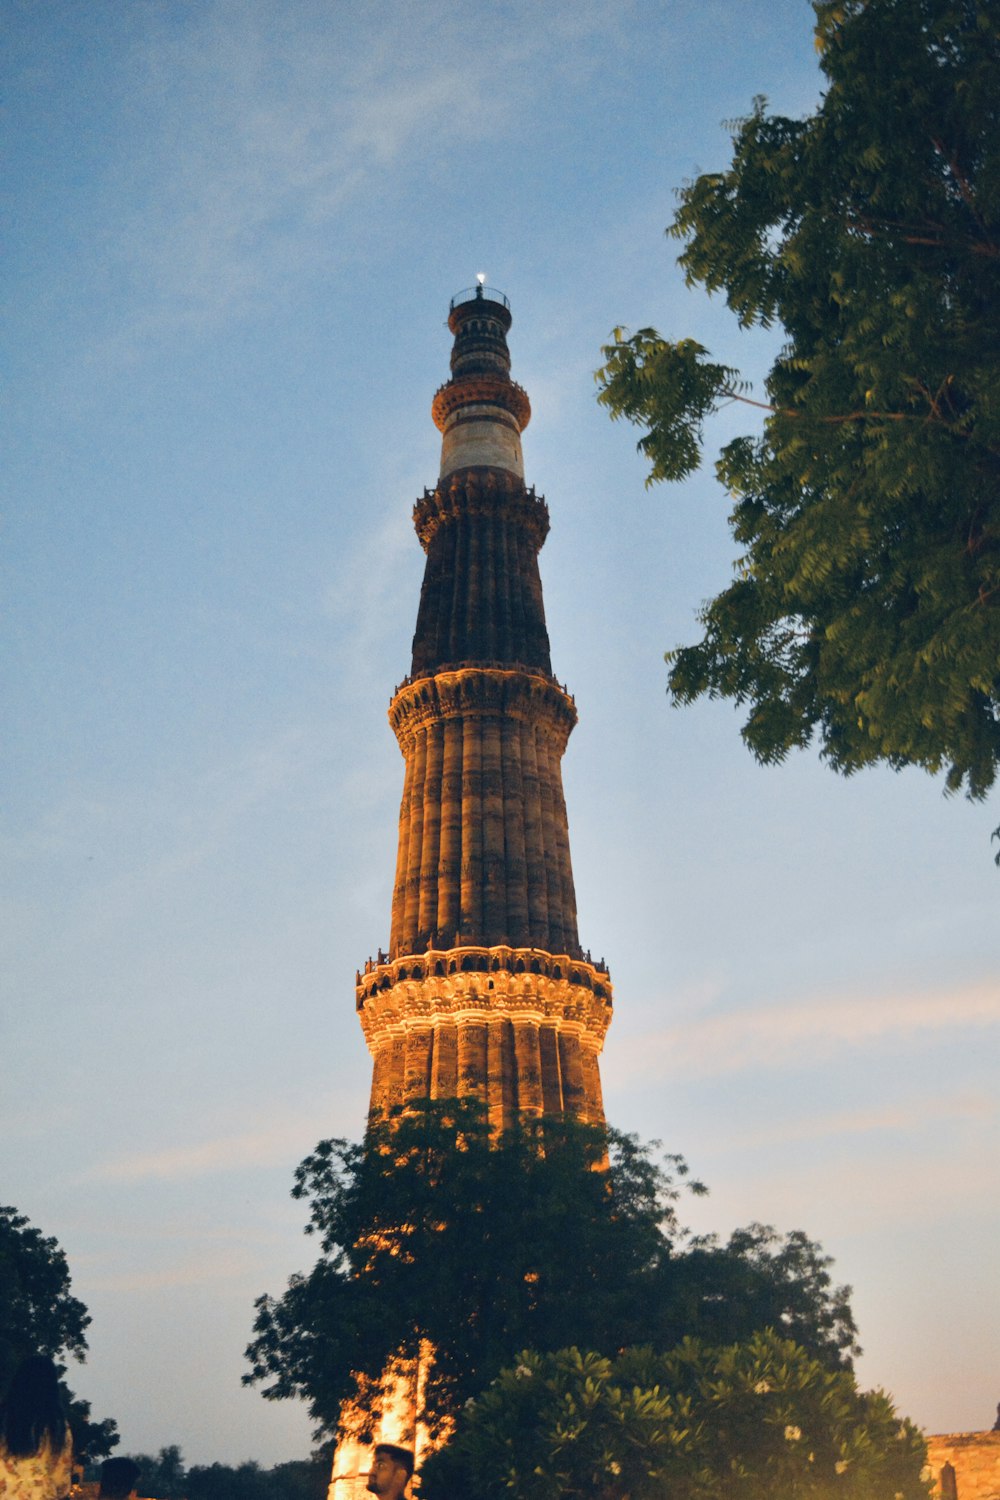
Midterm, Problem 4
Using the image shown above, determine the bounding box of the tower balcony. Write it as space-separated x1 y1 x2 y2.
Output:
356 945 613 1130
449 285 510 311
356 942 611 1005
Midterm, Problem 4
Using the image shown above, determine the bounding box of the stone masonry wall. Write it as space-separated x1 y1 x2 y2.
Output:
926 1432 1000 1500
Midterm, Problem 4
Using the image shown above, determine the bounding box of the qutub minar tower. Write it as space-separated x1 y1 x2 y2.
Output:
356 284 613 1129
332 283 613 1496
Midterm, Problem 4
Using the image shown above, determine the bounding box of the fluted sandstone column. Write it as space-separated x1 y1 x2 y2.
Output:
402 733 428 946
520 720 549 946
481 716 505 935
537 1026 563 1116
511 1020 544 1117
436 718 462 943
500 716 528 939
404 1028 433 1101
390 754 415 944
430 1021 458 1097
460 722 483 940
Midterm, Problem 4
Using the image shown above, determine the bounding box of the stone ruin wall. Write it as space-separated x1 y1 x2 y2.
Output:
926 1431 1000 1500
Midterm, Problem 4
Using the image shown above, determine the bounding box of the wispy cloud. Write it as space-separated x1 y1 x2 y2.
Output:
3 710 354 929
92 0 623 346
705 1089 996 1154
684 1139 999 1241
86 1256 256 1294
3 0 645 374
607 980 1000 1083
89 1107 359 1185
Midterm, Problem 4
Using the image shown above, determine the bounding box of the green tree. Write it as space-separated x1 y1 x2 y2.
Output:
0 1205 90 1380
596 0 1000 818
0 1205 118 1461
185 1459 268 1500
649 1223 858 1365
185 1454 331 1500
419 1335 928 1500
63 1392 120 1470
264 1451 333 1500
244 1102 856 1443
128 1445 188 1499
122 1444 336 1500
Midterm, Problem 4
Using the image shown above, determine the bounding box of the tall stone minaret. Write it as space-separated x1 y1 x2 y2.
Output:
356 285 612 1130
332 287 615 1499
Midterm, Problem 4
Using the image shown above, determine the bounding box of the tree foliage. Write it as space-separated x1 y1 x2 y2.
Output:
63 1391 120 1468
186 1456 330 1500
419 1335 928 1500
122 1445 331 1500
244 1102 857 1442
0 1204 118 1461
596 0 1000 807
126 1445 188 1499
650 1223 858 1364
0 1205 90 1379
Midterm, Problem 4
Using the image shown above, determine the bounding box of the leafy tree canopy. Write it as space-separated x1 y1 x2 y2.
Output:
0 1204 90 1378
651 1222 858 1363
126 1445 188 1499
420 1335 928 1500
244 1102 857 1442
0 1204 118 1462
122 1445 331 1500
596 0 1000 810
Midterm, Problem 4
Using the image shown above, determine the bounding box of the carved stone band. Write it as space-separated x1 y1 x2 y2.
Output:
389 667 578 755
412 467 550 551
431 374 531 432
358 964 613 1051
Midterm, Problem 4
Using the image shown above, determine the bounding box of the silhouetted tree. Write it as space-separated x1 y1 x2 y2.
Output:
245 1101 856 1441
124 1446 332 1500
129 1445 187 1498
0 1204 118 1461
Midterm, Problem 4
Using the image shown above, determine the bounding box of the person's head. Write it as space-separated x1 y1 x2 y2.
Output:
366 1442 414 1500
99 1456 142 1498
0 1355 67 1458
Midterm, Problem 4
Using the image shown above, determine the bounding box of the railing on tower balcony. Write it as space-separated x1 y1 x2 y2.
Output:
356 944 612 1007
450 285 510 311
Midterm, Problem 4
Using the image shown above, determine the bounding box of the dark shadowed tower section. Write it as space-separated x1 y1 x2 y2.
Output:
356 287 612 1129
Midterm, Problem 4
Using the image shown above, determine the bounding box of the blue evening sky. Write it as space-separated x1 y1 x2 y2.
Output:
4 0 998 1467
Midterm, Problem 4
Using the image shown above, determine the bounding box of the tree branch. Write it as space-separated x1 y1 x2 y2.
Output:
719 386 988 439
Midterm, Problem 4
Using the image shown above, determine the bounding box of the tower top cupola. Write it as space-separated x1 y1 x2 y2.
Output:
432 284 531 480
